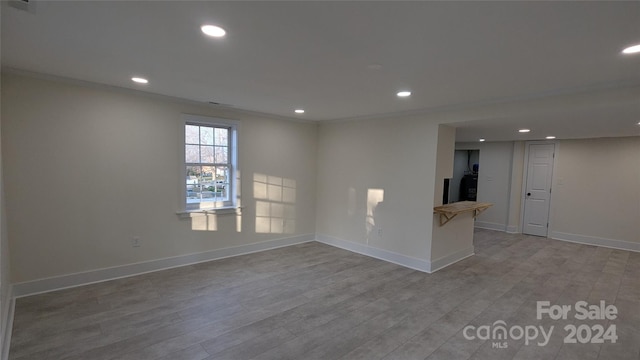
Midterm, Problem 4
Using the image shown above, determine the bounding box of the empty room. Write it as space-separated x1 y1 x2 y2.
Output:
1 1 639 360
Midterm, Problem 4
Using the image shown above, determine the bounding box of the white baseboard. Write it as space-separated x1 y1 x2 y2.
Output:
474 221 507 232
430 247 475 273
1 285 14 360
506 225 519 234
13 234 315 298
315 234 432 273
550 231 640 253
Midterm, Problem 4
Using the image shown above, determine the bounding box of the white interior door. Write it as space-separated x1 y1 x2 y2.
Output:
523 143 555 237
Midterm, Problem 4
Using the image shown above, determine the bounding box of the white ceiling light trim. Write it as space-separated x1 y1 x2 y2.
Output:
622 44 640 54
201 25 226 38
131 77 148 84
397 91 411 97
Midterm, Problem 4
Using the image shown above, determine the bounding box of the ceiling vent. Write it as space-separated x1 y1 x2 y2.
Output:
8 0 36 13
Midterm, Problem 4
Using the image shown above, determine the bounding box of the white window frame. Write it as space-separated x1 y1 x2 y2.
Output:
179 114 239 215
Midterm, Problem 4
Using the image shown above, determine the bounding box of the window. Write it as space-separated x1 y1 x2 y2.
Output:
183 115 238 211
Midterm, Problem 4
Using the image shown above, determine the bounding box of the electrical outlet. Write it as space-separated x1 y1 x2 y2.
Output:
132 236 141 248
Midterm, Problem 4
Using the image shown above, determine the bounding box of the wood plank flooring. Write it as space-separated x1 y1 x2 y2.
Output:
9 229 640 359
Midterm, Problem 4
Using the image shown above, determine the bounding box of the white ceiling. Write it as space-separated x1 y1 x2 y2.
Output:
2 1 640 139
454 101 640 142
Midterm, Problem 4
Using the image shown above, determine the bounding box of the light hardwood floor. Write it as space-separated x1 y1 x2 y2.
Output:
9 229 640 359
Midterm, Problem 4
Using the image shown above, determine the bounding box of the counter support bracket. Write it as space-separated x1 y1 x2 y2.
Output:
434 201 493 227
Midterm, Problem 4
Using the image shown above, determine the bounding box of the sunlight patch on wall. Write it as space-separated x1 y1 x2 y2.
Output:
366 188 384 243
254 173 296 234
191 213 218 231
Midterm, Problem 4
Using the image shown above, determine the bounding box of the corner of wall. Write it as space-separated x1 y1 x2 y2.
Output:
506 141 525 233
433 124 456 207
430 124 474 268
0 62 15 360
0 286 14 360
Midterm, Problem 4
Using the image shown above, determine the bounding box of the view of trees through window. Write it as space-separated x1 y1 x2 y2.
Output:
185 123 230 208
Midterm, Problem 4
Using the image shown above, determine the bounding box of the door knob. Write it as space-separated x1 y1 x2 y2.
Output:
527 192 531 196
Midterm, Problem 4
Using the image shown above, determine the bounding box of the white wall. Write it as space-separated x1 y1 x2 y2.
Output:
0 177 9 360
456 137 640 248
432 125 455 207
551 137 640 246
3 71 639 288
316 115 440 263
507 141 525 233
0 6 11 354
431 125 475 265
456 141 515 231
1 72 318 283
0 67 13 360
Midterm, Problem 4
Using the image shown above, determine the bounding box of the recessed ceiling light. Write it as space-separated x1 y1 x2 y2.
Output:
546 136 556 140
201 25 226 37
518 129 531 133
294 109 305 114
397 91 411 97
479 138 486 142
131 77 148 84
622 44 640 54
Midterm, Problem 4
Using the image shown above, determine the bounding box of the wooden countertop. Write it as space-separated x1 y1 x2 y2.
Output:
433 201 493 226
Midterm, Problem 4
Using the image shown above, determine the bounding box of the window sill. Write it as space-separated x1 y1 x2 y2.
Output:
176 206 242 219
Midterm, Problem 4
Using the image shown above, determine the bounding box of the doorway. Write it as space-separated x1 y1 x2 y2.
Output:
451 150 479 203
522 143 555 237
